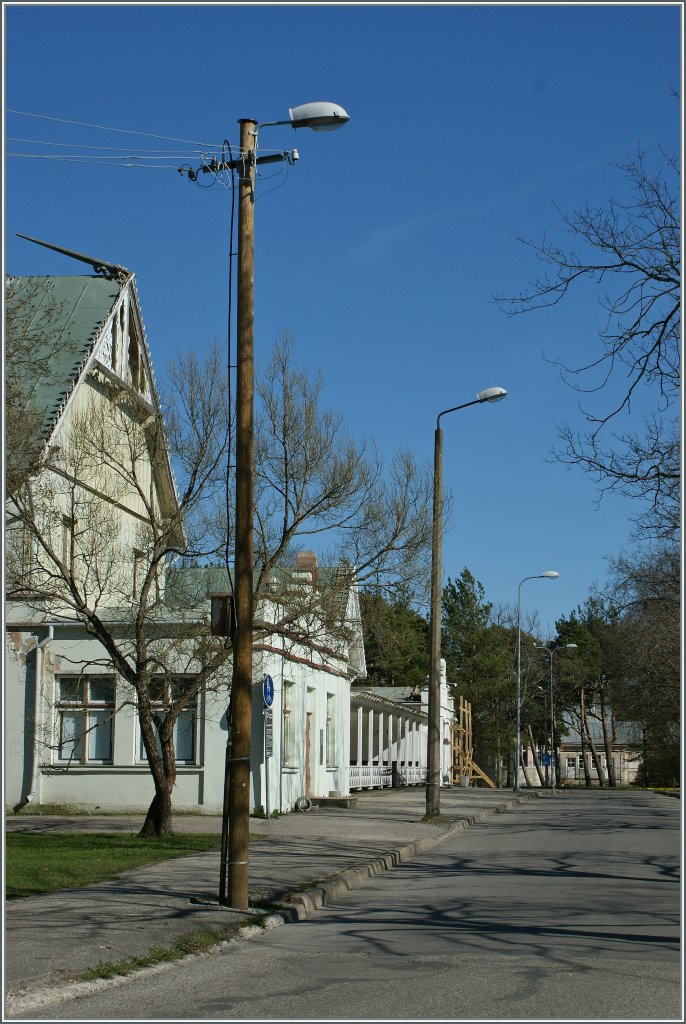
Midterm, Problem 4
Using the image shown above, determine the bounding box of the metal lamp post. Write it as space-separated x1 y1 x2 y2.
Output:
514 572 559 791
425 386 507 820
209 102 349 911
534 642 577 789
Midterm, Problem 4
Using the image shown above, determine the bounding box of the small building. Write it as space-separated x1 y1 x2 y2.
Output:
557 711 642 786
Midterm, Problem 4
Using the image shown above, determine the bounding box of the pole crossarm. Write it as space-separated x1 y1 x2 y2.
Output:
178 150 298 182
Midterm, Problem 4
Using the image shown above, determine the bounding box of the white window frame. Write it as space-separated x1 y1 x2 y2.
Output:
282 680 297 767
56 675 115 765
325 692 336 767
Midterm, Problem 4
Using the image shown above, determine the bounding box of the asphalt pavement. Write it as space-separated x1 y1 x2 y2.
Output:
4 786 547 1017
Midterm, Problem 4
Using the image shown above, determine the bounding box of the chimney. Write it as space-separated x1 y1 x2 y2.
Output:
294 551 318 589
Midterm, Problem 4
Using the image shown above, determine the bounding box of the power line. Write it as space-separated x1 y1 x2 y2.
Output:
7 137 210 155
8 151 203 161
7 108 220 148
6 111 295 156
7 153 181 169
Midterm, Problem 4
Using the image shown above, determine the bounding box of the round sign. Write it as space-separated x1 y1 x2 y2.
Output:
263 674 274 708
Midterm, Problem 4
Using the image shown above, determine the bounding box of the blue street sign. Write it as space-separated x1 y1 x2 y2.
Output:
263 674 274 708
541 753 551 767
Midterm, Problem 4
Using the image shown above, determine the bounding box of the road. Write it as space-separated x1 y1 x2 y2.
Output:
19 792 681 1021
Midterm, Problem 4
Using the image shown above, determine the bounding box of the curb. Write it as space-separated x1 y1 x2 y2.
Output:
278 791 547 921
4 793 545 1017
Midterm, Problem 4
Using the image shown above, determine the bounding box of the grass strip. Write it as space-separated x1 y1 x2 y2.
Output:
78 925 245 981
5 832 223 899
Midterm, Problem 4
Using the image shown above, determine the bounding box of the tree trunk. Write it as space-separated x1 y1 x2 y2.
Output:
581 702 606 786
526 724 546 786
579 689 593 787
140 785 174 837
519 747 533 787
506 748 514 788
138 708 177 837
598 680 616 786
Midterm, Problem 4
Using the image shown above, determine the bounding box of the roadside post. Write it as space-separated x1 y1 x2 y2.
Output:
263 675 274 818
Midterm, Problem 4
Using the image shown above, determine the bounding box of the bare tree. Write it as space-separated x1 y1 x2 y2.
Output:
496 148 680 538
251 333 433 645
604 542 680 784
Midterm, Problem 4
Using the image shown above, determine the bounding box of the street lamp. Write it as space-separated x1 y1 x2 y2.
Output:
425 386 507 820
535 642 577 788
204 102 349 912
514 572 559 792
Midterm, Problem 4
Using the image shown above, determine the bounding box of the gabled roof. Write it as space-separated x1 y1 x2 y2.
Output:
5 273 124 447
6 250 182 544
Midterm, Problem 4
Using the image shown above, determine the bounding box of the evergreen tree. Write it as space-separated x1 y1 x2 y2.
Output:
442 569 514 781
359 588 429 688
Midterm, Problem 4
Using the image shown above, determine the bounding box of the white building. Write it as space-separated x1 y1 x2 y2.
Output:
4 249 365 818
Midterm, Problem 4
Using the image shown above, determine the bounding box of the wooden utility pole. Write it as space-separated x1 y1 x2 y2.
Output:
227 118 257 911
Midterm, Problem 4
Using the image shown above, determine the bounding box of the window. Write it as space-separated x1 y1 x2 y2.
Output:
137 679 197 765
57 676 114 764
325 693 336 767
282 681 296 766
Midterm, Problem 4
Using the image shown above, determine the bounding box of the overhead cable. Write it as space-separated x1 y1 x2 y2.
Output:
7 108 220 148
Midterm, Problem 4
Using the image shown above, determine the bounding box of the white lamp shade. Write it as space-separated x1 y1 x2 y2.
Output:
289 102 350 131
476 386 508 403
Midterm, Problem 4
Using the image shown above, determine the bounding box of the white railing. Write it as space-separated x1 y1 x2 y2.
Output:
348 764 426 790
349 765 391 790
402 766 426 786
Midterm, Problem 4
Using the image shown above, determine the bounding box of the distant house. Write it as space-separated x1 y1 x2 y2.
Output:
517 707 642 787
556 710 642 786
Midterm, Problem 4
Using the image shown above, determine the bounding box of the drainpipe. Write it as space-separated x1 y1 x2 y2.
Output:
23 625 54 807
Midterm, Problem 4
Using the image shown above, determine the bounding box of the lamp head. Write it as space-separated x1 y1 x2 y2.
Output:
476 386 508 403
565 643 578 649
541 571 559 579
289 102 350 131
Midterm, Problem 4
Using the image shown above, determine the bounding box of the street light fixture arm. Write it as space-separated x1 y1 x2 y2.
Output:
436 386 507 429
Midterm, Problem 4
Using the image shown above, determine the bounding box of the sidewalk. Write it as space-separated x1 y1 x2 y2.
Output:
4 787 549 1012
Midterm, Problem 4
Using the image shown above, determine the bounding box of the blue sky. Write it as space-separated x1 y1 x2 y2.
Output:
4 3 681 637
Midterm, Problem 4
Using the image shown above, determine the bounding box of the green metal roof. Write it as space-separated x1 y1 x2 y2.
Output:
5 274 122 444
